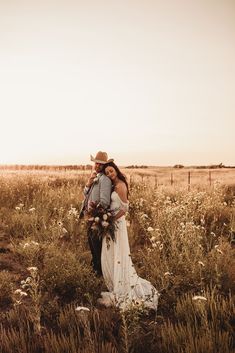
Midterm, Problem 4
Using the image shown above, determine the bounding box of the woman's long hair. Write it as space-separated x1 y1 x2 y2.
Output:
102 162 129 197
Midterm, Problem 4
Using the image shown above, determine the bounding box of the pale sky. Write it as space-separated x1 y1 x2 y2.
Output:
0 0 234 166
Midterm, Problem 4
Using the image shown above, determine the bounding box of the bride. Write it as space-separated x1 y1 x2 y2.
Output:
98 161 159 311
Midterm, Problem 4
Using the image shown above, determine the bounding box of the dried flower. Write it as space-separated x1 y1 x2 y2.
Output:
86 205 116 242
101 221 109 227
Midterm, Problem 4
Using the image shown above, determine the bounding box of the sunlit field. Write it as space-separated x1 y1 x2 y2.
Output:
0 169 234 353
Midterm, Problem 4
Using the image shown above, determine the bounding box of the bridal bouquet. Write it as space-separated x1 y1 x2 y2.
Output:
86 203 116 242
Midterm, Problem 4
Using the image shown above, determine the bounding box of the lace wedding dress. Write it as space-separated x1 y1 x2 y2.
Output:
100 191 159 311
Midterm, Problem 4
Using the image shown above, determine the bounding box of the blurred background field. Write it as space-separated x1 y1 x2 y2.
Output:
123 167 235 187
0 168 234 353
1 166 235 189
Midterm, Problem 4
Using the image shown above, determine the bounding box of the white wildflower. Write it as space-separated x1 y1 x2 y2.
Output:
68 207 78 217
200 218 205 225
94 217 100 223
27 266 38 273
192 295 207 301
147 227 154 232
75 306 90 312
20 291 28 297
15 206 21 211
29 207 36 212
31 241 39 246
14 289 22 294
14 289 28 297
141 214 148 219
62 227 68 234
164 272 172 276
134 299 141 305
198 261 205 267
23 243 30 249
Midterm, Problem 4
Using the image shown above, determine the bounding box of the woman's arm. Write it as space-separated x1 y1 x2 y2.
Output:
114 183 128 221
114 209 126 221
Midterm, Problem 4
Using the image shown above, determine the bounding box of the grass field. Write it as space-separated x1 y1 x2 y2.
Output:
123 167 235 187
0 169 234 353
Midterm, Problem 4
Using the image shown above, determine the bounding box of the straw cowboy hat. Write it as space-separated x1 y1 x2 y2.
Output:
90 151 114 164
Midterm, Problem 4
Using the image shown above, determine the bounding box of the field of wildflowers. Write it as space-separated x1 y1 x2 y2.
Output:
0 170 234 353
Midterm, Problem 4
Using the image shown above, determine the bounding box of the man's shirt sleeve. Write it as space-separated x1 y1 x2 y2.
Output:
99 176 112 208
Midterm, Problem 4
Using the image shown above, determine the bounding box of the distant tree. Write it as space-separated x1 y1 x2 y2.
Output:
173 164 184 169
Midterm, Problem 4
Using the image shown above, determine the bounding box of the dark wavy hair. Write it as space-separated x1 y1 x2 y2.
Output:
102 162 129 197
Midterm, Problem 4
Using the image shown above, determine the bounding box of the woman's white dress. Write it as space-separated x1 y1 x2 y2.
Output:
100 191 159 311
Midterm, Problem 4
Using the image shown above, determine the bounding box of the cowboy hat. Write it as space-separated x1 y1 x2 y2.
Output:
90 151 114 164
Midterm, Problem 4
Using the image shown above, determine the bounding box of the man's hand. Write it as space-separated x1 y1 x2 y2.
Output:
86 171 97 188
87 201 97 213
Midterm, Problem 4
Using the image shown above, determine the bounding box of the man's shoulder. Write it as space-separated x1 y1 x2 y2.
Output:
99 174 111 183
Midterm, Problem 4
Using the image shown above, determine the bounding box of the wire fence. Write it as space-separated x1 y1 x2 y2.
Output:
126 169 235 188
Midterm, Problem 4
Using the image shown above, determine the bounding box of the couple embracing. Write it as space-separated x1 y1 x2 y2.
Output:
80 151 159 311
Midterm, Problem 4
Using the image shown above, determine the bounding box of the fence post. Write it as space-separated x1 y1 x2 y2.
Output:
155 175 158 189
188 171 191 191
129 174 133 191
171 173 173 186
209 171 212 186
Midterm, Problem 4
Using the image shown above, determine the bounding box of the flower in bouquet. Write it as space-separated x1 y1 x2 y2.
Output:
86 203 116 242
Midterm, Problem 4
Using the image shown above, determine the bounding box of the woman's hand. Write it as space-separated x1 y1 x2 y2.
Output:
114 210 126 221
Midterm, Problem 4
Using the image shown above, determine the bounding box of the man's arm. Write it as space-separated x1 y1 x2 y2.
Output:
99 175 112 209
83 186 90 196
83 171 97 196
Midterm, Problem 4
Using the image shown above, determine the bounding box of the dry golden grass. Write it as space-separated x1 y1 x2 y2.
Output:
0 170 234 353
123 167 235 187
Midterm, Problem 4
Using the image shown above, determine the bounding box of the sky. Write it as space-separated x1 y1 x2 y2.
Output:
0 0 234 166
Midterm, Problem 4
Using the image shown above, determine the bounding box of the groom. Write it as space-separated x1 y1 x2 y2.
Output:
81 151 113 276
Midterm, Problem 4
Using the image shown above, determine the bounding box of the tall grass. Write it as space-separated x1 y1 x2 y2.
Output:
0 172 234 352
